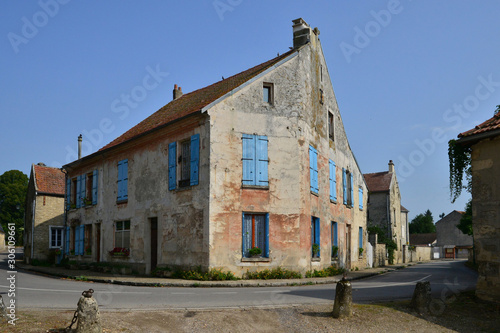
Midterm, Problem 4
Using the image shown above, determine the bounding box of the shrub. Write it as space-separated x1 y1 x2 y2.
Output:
248 247 262 256
305 265 345 278
245 267 302 280
171 266 238 281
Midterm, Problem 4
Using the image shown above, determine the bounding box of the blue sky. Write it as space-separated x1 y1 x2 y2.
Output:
2 1 499 221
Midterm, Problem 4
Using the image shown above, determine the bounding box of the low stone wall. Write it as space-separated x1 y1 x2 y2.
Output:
373 243 387 267
406 246 433 262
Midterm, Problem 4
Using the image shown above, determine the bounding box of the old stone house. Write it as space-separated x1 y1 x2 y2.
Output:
63 18 368 276
24 163 65 264
435 210 472 259
0 224 5 251
364 161 408 264
457 111 500 303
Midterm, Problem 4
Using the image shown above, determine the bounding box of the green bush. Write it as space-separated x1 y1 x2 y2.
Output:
245 267 302 280
31 259 51 267
305 265 345 278
171 267 238 281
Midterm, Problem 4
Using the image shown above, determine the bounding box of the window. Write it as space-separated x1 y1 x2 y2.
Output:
309 145 318 194
359 227 363 249
49 226 63 248
263 83 273 104
84 225 92 255
329 159 336 202
74 225 85 255
242 134 268 187
342 168 353 206
320 89 324 104
117 159 128 202
359 187 363 210
242 213 269 258
332 221 338 258
66 170 98 209
168 134 200 190
328 112 334 141
115 220 131 249
311 216 320 257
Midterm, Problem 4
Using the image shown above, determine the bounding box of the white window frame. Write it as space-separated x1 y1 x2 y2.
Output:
115 220 131 249
49 226 64 249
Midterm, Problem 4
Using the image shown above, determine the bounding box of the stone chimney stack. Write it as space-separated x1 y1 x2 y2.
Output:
292 18 316 49
388 160 395 173
78 134 82 159
173 84 183 100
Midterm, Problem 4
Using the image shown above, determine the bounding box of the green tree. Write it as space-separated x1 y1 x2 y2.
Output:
0 170 28 245
409 209 436 234
457 200 473 236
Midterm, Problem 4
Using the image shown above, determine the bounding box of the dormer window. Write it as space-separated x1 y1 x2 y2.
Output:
263 83 274 104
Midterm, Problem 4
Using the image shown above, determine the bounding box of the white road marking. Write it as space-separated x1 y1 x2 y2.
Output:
212 292 237 295
352 274 432 289
0 285 151 294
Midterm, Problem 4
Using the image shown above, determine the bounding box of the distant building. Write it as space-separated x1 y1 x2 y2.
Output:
457 111 500 303
409 233 437 247
435 210 472 259
364 160 408 263
24 163 65 264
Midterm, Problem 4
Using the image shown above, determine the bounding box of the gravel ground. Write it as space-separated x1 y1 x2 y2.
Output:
2 291 499 333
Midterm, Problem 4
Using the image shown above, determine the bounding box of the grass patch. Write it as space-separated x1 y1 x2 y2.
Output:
171 267 239 281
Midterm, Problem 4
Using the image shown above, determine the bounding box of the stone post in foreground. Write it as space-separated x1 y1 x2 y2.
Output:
76 289 102 333
332 278 352 318
410 281 431 314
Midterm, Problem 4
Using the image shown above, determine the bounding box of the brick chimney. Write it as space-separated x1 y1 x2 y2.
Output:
173 84 183 100
292 18 316 49
388 160 395 173
78 134 82 159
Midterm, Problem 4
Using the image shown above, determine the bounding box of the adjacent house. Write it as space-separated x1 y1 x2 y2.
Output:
62 18 368 276
364 161 408 263
0 224 5 251
456 111 500 303
435 210 472 259
24 163 65 264
409 233 437 247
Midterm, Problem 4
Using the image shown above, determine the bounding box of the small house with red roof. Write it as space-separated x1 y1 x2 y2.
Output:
456 111 500 303
364 160 408 264
62 19 368 276
24 163 65 264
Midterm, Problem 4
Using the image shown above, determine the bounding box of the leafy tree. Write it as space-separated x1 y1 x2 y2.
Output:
0 170 28 245
457 200 473 236
495 105 500 115
409 209 436 234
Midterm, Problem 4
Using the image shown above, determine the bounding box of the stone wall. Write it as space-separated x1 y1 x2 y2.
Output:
436 211 473 247
471 135 500 303
32 195 64 261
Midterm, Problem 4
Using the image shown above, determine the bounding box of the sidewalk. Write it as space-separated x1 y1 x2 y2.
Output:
15 262 417 288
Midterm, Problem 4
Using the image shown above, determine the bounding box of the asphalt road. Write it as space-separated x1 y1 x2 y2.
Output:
0 252 477 310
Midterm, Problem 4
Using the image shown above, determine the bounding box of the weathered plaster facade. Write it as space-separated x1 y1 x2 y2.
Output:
457 112 500 303
435 210 472 258
364 161 407 264
24 164 65 263
64 18 367 276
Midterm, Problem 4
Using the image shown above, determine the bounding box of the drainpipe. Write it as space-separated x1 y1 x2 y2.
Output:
31 195 36 260
63 171 68 256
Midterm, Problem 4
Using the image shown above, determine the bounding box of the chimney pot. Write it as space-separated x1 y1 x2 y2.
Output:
389 160 395 173
173 84 183 100
292 18 313 49
78 134 82 159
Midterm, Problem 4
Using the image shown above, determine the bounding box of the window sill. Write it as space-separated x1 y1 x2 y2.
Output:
241 257 271 262
311 257 321 262
330 199 337 204
116 199 128 205
242 185 269 190
310 191 319 197
175 185 193 192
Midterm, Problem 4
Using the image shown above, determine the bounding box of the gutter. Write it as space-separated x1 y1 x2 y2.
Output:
457 128 500 146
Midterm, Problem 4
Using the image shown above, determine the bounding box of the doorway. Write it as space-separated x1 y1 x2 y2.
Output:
150 218 158 271
346 224 351 270
95 223 101 263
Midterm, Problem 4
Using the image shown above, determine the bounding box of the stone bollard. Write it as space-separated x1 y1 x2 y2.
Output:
410 281 431 314
76 289 102 333
332 278 353 319
0 295 7 322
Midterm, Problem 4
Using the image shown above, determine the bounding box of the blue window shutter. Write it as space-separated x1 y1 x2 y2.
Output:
168 142 177 190
190 134 200 186
65 178 71 210
122 160 128 200
329 160 336 201
76 175 81 208
359 187 363 210
342 168 347 205
350 172 354 207
264 214 269 258
75 226 80 255
92 170 98 205
65 226 70 254
79 225 85 255
359 227 363 249
309 146 318 193
242 134 256 185
315 217 320 257
333 222 338 247
256 136 269 186
80 174 86 205
311 217 314 256
242 213 246 257
117 161 123 200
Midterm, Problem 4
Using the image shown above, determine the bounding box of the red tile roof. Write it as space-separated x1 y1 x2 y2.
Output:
33 164 65 195
459 112 500 139
363 171 392 192
99 49 297 152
